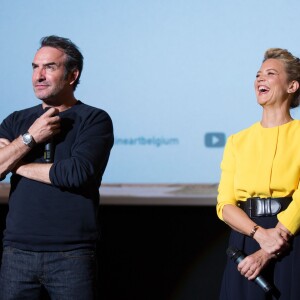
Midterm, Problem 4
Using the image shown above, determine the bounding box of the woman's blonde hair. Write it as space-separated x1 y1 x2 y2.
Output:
263 48 300 108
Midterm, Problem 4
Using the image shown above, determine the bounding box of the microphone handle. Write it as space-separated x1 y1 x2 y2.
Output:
227 247 273 293
254 275 274 293
44 140 54 163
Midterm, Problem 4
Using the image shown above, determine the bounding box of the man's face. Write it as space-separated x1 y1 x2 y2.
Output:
32 46 71 101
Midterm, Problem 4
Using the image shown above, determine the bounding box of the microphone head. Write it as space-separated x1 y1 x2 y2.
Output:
226 246 245 264
226 246 239 258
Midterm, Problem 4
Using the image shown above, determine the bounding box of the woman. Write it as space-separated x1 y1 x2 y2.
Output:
217 48 300 300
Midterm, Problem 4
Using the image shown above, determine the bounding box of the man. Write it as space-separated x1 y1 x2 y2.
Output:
0 36 114 299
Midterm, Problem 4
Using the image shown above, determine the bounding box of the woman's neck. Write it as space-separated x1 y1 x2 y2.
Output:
260 107 293 128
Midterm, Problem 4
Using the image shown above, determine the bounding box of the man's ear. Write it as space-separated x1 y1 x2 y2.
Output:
68 69 80 86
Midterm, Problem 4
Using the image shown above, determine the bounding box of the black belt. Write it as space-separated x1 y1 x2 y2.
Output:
237 197 292 218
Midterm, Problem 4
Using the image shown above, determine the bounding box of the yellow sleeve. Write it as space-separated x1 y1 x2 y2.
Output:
277 185 300 235
216 135 237 221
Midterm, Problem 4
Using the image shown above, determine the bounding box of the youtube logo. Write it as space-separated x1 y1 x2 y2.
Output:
204 132 226 148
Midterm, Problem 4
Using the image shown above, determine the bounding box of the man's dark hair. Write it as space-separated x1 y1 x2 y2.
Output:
40 35 83 90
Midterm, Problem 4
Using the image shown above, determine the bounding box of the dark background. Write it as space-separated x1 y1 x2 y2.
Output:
0 204 230 300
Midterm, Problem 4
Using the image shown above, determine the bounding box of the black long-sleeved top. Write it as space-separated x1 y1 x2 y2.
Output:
0 101 113 251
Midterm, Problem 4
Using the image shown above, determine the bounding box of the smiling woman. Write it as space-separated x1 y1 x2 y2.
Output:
255 51 300 120
217 48 300 300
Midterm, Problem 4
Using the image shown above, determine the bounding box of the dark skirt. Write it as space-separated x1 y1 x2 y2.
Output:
219 216 300 300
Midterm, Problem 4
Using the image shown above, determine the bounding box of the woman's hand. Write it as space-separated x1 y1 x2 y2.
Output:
254 227 290 254
222 204 291 254
237 249 274 280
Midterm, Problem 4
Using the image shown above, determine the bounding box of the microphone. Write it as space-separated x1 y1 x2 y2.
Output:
44 107 55 163
44 137 54 163
226 246 274 294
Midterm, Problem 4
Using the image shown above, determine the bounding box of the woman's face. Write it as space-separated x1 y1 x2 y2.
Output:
254 58 291 108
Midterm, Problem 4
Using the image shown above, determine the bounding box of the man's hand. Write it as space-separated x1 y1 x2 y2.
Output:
28 107 60 144
0 138 11 178
0 138 11 148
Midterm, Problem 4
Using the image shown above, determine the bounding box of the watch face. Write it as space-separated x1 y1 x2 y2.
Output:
22 133 33 146
24 133 31 143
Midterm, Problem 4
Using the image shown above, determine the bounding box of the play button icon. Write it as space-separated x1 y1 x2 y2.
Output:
204 132 226 148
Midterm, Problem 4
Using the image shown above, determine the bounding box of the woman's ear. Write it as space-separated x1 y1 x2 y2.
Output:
288 80 300 93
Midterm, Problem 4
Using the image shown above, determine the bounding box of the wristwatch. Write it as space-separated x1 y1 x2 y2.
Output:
21 132 36 148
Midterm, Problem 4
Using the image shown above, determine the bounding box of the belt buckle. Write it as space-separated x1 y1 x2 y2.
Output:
267 197 281 216
258 197 269 217
258 197 281 217
265 197 271 216
248 197 260 218
248 197 254 218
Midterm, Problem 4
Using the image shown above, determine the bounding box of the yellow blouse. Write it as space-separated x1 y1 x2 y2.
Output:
216 120 300 235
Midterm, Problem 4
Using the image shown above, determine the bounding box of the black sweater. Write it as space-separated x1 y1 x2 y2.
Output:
0 101 113 251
